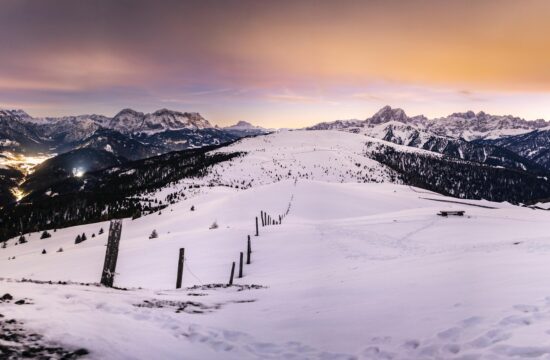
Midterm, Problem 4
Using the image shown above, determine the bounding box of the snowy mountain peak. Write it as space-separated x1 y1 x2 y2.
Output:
308 106 548 140
225 121 259 130
114 108 144 118
0 109 32 120
368 105 409 124
109 108 212 134
223 120 270 134
234 120 254 127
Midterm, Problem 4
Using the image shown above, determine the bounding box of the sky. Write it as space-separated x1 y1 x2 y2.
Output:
1 0 550 128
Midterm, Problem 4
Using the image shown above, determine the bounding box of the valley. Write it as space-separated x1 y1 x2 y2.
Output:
0 151 53 203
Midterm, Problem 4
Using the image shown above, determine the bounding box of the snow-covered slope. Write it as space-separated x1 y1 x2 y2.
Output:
2 180 550 359
204 129 399 187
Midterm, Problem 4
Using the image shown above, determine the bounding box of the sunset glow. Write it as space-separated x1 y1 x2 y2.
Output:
1 0 550 127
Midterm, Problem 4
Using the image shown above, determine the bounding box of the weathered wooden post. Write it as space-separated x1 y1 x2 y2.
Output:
247 235 251 264
261 211 265 226
279 215 282 224
228 261 235 286
100 220 123 287
176 248 185 289
255 217 259 236
239 252 244 278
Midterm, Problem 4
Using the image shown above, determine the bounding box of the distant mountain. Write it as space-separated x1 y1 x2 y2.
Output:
306 119 364 131
306 106 550 171
428 111 549 140
362 121 545 174
475 129 550 170
107 108 212 134
223 121 270 136
366 106 428 127
0 108 257 159
33 115 108 144
307 105 549 140
66 128 162 161
0 113 48 152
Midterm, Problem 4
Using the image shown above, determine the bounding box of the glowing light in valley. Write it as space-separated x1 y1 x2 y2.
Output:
11 187 26 202
0 151 53 202
0 152 53 176
72 167 85 177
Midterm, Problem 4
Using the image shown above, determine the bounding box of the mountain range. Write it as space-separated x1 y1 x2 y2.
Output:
307 105 549 140
0 108 269 157
2 105 550 214
308 106 550 170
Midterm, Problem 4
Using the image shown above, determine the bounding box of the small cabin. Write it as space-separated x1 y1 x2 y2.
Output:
438 210 465 217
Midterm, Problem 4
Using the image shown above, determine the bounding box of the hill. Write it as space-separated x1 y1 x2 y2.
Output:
2 180 550 359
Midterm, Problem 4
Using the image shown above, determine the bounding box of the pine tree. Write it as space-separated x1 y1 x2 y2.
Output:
98 227 104 235
190 205 195 211
57 247 63 252
18 235 27 244
81 232 87 241
149 229 158 239
75 234 82 244
40 231 51 239
41 249 46 254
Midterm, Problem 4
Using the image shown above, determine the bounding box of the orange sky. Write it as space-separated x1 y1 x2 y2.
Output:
1 0 550 127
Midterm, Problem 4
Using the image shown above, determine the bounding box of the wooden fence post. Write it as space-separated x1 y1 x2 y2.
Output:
247 235 251 264
228 261 235 286
176 248 185 289
239 252 244 278
261 211 265 226
255 217 259 236
100 220 123 287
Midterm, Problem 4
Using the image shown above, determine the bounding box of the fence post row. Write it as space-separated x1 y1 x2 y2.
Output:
239 252 244 278
247 235 251 264
176 248 185 289
100 220 123 287
228 261 235 286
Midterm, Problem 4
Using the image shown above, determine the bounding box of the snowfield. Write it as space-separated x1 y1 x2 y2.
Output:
204 130 401 187
2 177 550 359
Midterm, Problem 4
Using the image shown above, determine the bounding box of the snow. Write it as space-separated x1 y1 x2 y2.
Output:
2 177 550 359
204 130 399 187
